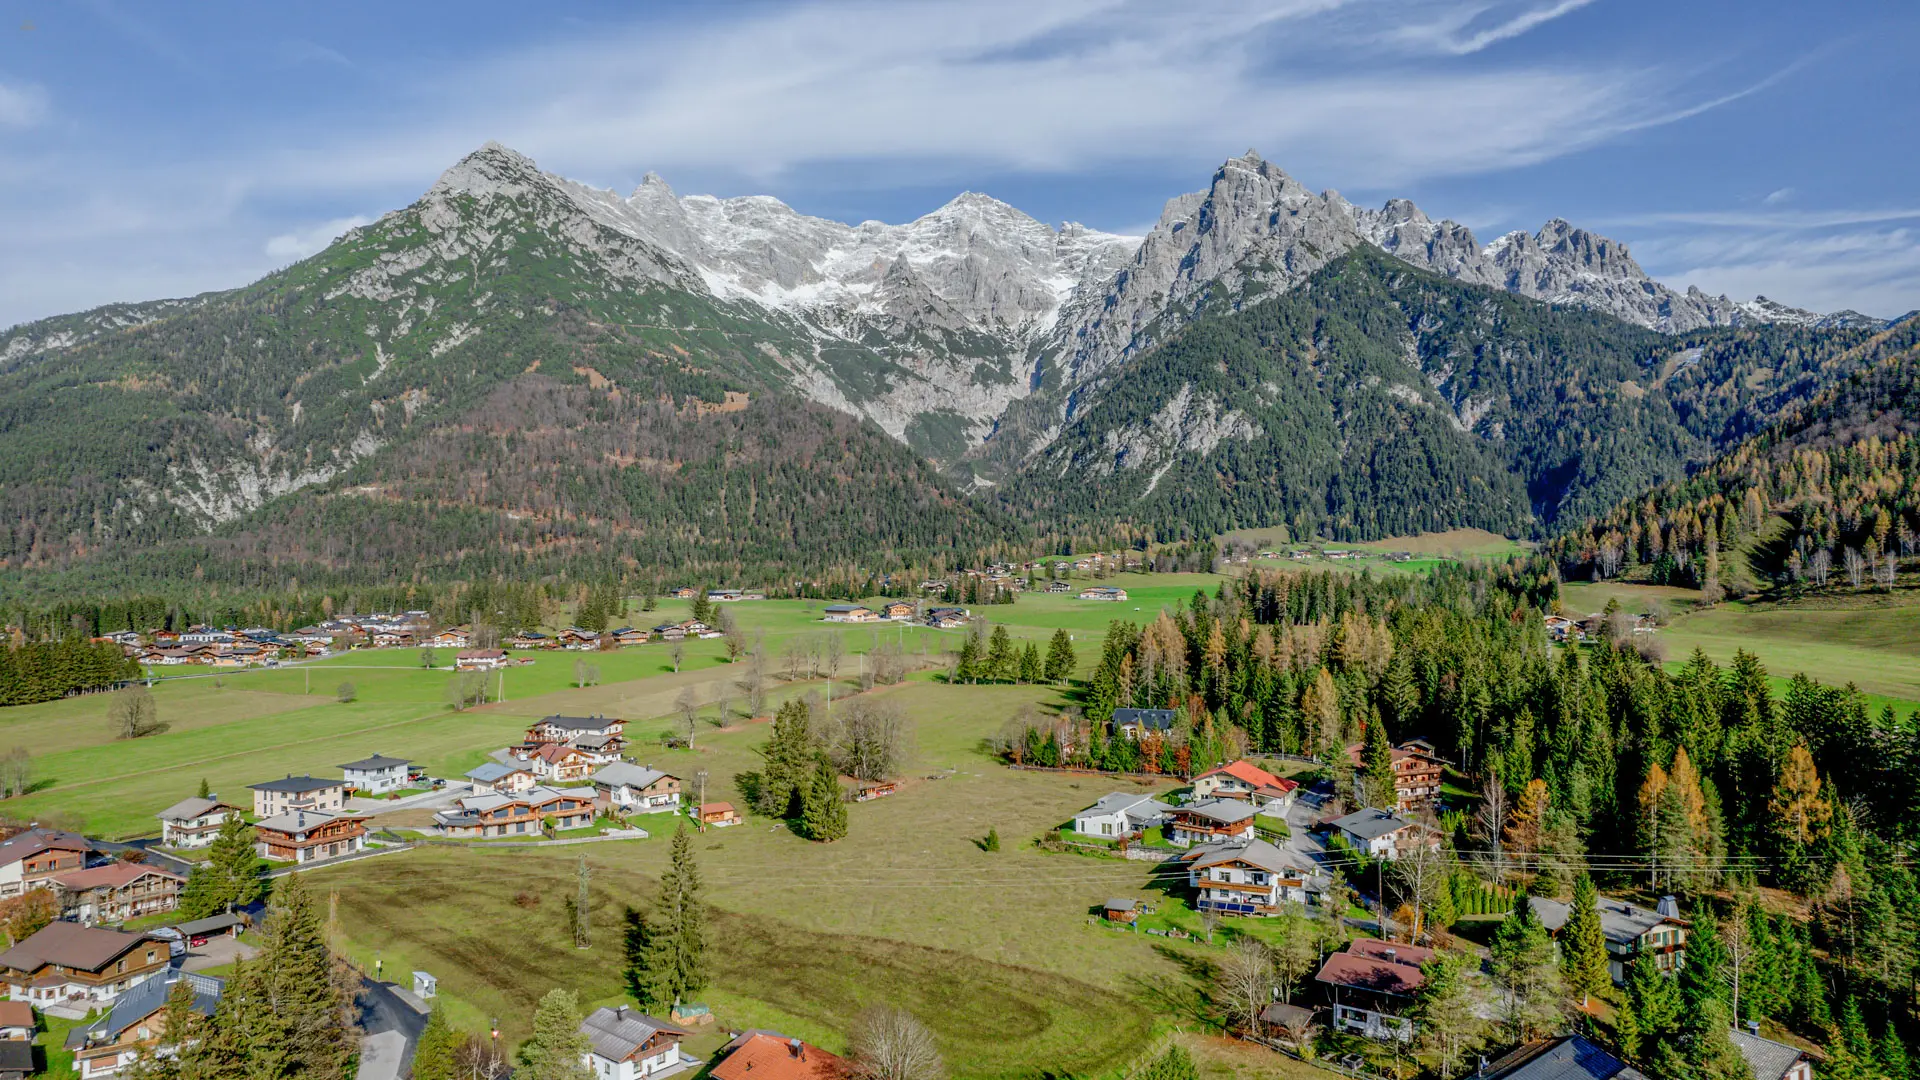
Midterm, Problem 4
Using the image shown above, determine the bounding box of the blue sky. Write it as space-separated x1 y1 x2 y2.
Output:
2 0 1915 327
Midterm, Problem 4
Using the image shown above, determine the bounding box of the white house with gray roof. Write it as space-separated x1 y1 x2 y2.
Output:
246 775 345 817
337 753 411 795
590 764 682 814
1072 793 1176 838
578 1004 695 1080
1533 893 1689 985
1330 807 1439 860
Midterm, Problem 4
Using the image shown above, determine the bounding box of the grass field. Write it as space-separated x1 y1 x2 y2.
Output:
309 681 1224 1078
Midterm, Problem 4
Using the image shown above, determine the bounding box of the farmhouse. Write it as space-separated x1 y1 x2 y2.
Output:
1072 792 1175 838
577 1004 692 1080
879 600 917 621
433 786 596 838
253 809 368 864
1045 580 1071 593
710 1031 846 1080
338 753 412 795
65 970 223 1080
0 828 90 898
1182 839 1317 915
1330 807 1440 860
1532 893 1688 985
466 762 539 794
156 797 245 849
924 607 969 629
1167 800 1259 847
1191 760 1298 812
568 732 626 765
1110 708 1176 740
455 648 507 670
0 922 168 1006
590 764 681 815
610 627 651 646
1314 938 1433 1042
1343 741 1445 810
520 743 597 783
821 604 878 623
246 775 346 817
1077 586 1128 601
527 714 627 744
1479 1034 1647 1080
430 627 472 649
51 863 184 925
508 631 550 649
697 802 741 828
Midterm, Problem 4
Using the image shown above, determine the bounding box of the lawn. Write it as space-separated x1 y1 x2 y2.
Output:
1659 599 1920 706
307 681 1230 1079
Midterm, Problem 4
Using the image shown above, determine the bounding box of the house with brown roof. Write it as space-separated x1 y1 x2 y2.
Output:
1343 741 1445 810
1533 893 1689 985
0 999 33 1039
156 796 245 849
0 828 90 899
1181 839 1318 915
1313 938 1433 1042
0 922 168 1006
455 648 507 670
52 863 185 925
519 743 596 783
431 626 473 649
577 1004 693 1080
526 715 627 745
432 786 597 838
709 1031 845 1080
697 802 741 828
253 809 368 864
1167 800 1259 847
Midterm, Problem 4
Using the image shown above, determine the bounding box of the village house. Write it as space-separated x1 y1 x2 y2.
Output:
156 796 245 849
667 586 697 600
246 775 346 817
610 626 651 647
1533 893 1689 985
923 607 969 629
578 1005 693 1080
1731 1025 1814 1080
1191 760 1299 813
0 828 90 898
651 622 688 642
429 626 472 649
558 628 601 650
1072 792 1176 838
1330 807 1440 860
1167 800 1259 847
433 786 597 838
697 802 741 828
456 648 508 671
370 629 414 649
253 809 368 864
1110 707 1177 741
0 922 168 1006
65 970 223 1080
879 600 916 621
1314 938 1433 1042
590 764 682 815
527 714 627 745
508 631 551 649
1078 586 1128 601
709 1032 845 1080
1182 839 1318 915
519 743 597 783
1045 580 1072 593
0 1000 30 1039
338 753 411 795
51 863 184 925
568 732 626 766
821 604 878 623
1342 741 1445 810
1478 1035 1647 1080
465 761 540 795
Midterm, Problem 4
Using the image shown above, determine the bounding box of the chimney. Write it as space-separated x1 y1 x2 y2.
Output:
1656 895 1680 919
1747 1020 1761 1035
1383 948 1397 962
616 1005 628 1020
789 1038 804 1060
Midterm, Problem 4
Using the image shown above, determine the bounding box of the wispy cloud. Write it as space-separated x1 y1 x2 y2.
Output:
0 79 48 127
1389 0 1599 56
1642 226 1920 318
264 215 373 261
279 40 352 68
1763 187 1794 205
1607 207 1920 229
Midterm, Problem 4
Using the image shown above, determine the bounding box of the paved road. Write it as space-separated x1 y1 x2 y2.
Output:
181 935 259 973
357 976 427 1080
347 783 471 815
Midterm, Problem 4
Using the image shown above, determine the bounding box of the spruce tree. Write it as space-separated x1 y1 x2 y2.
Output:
1043 628 1076 684
254 873 353 1080
1016 642 1042 684
197 777 212 799
520 989 592 1080
180 814 263 919
643 822 708 1008
1362 715 1395 809
954 634 980 684
412 1005 458 1080
1617 953 1681 1065
1560 874 1610 1005
985 625 1015 682
802 755 848 842
1488 896 1563 1041
755 700 813 817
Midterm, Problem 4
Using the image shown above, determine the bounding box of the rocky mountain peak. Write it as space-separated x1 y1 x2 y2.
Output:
427 141 549 200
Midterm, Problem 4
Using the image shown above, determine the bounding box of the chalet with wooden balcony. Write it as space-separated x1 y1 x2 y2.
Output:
155 796 244 849
433 786 596 838
1313 938 1434 1042
525 714 626 745
253 809 368 864
0 828 90 899
0 923 167 1006
51 864 184 925
1343 741 1445 810
1181 839 1317 916
1191 760 1299 813
1533 893 1689 985
1167 799 1259 847
65 970 223 1079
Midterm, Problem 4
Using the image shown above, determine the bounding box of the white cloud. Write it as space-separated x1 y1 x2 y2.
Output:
1637 226 1920 319
0 79 48 128
1387 0 1598 56
263 215 373 261
1763 187 1794 205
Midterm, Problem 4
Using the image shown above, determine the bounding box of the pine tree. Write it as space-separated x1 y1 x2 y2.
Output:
1361 715 1396 810
197 777 211 799
1675 910 1749 1080
1137 1045 1199 1080
520 989 592 1080
1043 628 1076 684
253 873 353 1080
755 700 813 817
1616 953 1681 1065
412 1005 458 1080
1489 896 1563 1041
1016 642 1042 684
1413 952 1488 1078
954 634 980 684
1878 1025 1911 1080
985 625 1014 683
179 814 263 919
621 906 671 1011
1560 874 1609 1005
643 822 708 1009
801 755 848 842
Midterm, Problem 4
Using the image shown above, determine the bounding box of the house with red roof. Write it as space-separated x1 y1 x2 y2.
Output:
1313 937 1433 1042
1191 760 1298 813
709 1031 846 1080
51 863 185 925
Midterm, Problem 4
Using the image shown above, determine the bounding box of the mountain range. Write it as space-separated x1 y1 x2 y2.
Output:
0 144 1903 591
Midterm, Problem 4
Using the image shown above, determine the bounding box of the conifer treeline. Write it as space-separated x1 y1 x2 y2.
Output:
0 636 138 706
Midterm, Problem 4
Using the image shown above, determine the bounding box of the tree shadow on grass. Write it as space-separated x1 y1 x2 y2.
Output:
1124 942 1216 1024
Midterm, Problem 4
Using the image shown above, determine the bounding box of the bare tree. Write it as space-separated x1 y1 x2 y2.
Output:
1215 938 1274 1035
825 633 845 682
783 638 804 682
1473 777 1510 881
714 687 735 727
454 1035 507 1080
737 646 768 717
1391 828 1454 943
1596 536 1624 579
447 672 490 711
1844 546 1866 588
676 687 701 749
0 747 31 798
848 1006 944 1080
1809 546 1833 587
825 698 911 781
110 685 168 740
670 640 684 674
1270 908 1319 1003
1875 550 1898 591
718 608 746 662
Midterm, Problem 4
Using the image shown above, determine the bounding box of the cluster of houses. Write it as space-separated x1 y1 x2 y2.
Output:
1544 612 1659 643
115 612 443 667
818 602 969 628
571 1011 846 1080
0 829 191 932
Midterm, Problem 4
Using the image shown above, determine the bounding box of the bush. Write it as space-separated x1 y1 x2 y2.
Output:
336 681 357 704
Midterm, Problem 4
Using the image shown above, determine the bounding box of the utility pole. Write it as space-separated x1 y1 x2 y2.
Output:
696 770 708 831
498 668 506 703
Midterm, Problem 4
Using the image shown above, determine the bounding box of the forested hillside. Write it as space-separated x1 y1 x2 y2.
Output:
1000 248 1879 543
1551 316 1920 592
